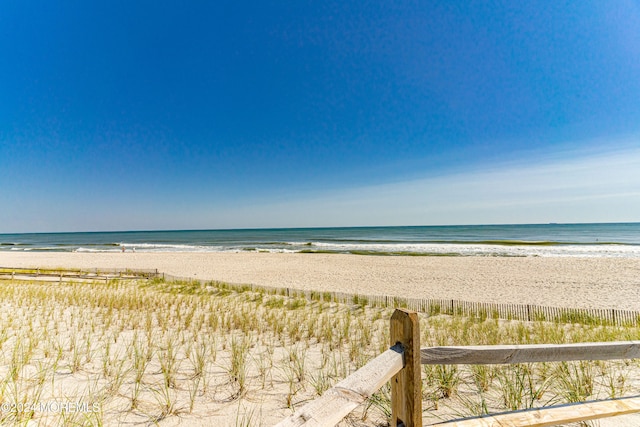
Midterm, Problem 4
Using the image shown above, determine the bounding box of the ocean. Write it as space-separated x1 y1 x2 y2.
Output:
1 223 639 257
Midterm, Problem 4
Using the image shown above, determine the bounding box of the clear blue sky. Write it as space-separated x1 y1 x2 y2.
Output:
1 1 639 232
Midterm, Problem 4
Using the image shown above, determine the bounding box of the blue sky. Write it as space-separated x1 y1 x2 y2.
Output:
1 1 639 232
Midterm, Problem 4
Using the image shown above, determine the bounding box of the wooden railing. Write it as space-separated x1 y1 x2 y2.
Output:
276 309 640 427
275 344 404 427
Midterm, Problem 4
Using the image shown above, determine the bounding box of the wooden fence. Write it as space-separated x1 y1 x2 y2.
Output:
160 273 640 327
0 266 158 283
277 309 640 427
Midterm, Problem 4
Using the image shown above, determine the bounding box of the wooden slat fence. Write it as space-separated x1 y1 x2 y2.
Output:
160 272 640 327
3 267 639 326
0 266 158 283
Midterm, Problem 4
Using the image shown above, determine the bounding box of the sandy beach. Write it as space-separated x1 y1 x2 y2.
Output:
1 252 639 310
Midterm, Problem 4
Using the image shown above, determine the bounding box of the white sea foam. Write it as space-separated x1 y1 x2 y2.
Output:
118 243 214 252
75 247 121 253
91 241 640 257
5 241 640 256
307 242 640 257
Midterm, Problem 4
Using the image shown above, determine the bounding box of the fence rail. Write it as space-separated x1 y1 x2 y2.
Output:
421 341 640 365
434 396 640 427
274 344 404 427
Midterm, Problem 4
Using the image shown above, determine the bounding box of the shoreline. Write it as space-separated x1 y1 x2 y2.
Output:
1 252 639 310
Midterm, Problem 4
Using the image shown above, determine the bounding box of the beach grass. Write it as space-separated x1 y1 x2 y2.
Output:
0 277 638 426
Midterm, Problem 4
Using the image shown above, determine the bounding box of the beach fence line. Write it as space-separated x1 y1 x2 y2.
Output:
277 308 640 427
0 266 159 283
2 267 639 327
159 272 640 327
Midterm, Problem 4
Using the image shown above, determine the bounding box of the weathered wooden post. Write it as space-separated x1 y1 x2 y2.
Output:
390 308 422 427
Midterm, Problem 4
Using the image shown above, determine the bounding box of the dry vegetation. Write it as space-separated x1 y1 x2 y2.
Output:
0 277 639 426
